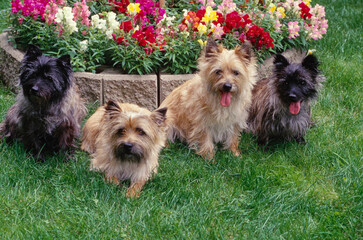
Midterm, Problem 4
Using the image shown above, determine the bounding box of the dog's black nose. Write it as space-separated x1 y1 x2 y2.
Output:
223 83 232 92
289 93 298 102
123 143 133 153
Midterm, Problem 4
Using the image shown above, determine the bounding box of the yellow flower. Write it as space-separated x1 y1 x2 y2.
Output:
269 3 276 14
305 0 311 6
197 24 207 35
202 6 218 24
307 49 316 55
197 39 206 47
277 7 285 18
127 3 141 15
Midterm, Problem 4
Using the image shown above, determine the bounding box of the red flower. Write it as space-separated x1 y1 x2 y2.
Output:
213 12 225 25
196 9 206 20
110 0 130 13
144 27 156 44
112 33 124 45
144 47 153 55
225 11 241 30
246 25 274 50
241 14 252 28
120 20 133 32
298 2 312 19
132 30 147 46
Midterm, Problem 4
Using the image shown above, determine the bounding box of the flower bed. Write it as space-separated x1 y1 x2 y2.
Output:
8 0 328 74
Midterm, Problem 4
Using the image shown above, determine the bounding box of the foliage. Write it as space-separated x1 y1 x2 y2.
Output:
8 0 328 74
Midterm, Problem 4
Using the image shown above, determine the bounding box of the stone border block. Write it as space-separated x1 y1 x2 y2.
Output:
103 74 157 111
74 72 103 104
159 74 194 103
0 32 23 90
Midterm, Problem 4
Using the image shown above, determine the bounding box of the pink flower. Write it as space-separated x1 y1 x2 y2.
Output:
18 17 24 24
44 1 59 25
217 0 236 15
11 0 23 13
73 0 90 26
288 21 300 39
274 19 282 32
304 4 328 40
213 24 224 39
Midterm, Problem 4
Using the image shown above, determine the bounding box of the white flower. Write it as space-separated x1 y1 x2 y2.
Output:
79 40 88 51
97 19 107 31
180 31 190 37
91 14 100 27
105 30 114 39
55 9 63 24
182 9 188 17
55 6 78 34
165 16 176 27
63 7 73 21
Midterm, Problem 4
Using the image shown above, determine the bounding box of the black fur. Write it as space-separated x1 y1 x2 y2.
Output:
0 45 86 161
248 53 324 146
274 54 319 108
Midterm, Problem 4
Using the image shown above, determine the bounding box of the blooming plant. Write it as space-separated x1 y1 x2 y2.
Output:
8 0 328 74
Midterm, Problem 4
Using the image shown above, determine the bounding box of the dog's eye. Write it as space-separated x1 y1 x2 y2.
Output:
117 128 125 135
215 70 222 75
46 76 53 82
136 128 145 136
233 70 239 76
300 80 306 85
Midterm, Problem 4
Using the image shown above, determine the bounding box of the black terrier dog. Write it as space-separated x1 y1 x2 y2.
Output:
0 45 87 161
247 53 324 146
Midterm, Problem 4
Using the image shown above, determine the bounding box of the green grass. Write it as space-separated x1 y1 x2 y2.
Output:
0 0 362 238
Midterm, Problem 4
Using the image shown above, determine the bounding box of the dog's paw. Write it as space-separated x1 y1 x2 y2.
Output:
104 175 120 185
126 181 146 198
126 188 141 198
295 137 306 145
198 149 215 162
231 148 241 157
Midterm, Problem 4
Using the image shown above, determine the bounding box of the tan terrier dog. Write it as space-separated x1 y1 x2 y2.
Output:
81 101 167 198
159 38 257 160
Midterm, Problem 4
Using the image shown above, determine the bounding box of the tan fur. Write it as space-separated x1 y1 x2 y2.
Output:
81 101 167 198
159 39 257 160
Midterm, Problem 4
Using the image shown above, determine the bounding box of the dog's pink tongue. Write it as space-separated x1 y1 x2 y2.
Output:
289 101 301 115
220 92 231 107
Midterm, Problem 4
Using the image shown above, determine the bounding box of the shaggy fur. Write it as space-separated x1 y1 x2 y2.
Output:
81 101 167 198
159 38 257 160
0 45 86 161
248 52 324 146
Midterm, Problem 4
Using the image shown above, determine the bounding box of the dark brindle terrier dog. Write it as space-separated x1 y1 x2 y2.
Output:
248 53 324 147
0 45 86 161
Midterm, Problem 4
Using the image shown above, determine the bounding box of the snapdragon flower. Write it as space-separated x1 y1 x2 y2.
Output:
288 21 300 39
55 6 78 35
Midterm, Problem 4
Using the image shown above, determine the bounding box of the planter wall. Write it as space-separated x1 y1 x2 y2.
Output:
0 32 192 110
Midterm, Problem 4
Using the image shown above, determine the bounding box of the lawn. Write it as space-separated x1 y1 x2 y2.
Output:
0 0 362 239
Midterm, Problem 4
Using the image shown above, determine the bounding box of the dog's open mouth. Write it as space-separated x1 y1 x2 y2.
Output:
289 100 302 115
220 91 231 107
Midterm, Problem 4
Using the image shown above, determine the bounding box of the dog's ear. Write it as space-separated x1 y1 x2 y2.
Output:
105 100 122 118
302 54 319 77
58 54 72 68
59 54 71 65
151 107 167 126
205 38 219 58
25 44 42 58
274 54 289 72
236 41 254 63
